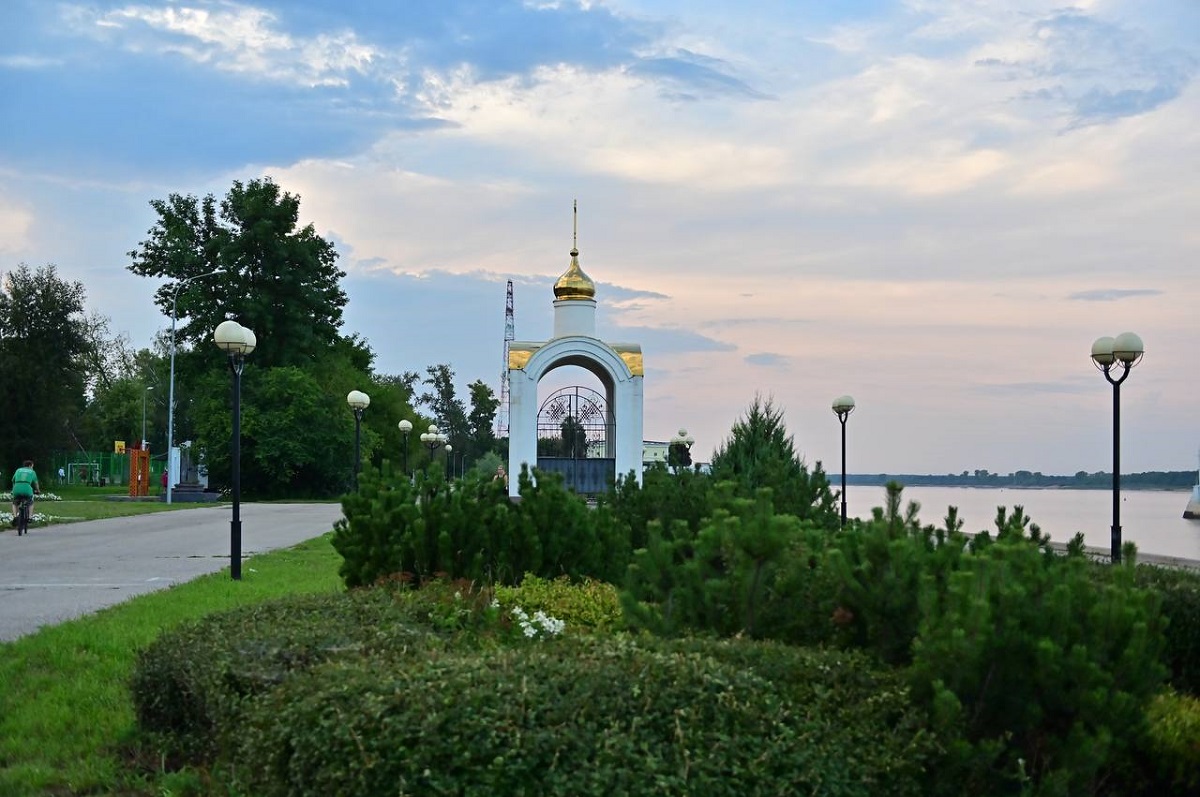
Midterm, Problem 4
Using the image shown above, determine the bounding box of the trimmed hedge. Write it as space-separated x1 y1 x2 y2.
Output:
133 578 623 763
130 590 450 761
229 638 936 797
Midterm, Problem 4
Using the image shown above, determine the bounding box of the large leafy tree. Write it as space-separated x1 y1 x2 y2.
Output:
709 395 837 524
127 177 347 369
127 177 383 498
0 264 92 468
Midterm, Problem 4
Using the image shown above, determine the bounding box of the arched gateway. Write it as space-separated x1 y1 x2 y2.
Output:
507 207 644 496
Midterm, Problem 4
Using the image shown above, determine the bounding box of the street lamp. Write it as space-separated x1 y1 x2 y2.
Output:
445 443 453 480
832 395 856 527
419 424 448 471
166 269 221 504
1091 332 1144 563
669 428 695 470
398 419 413 478
214 319 256 581
346 390 370 489
142 385 155 449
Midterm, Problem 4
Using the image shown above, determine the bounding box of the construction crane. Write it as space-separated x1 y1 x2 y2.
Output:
496 280 515 437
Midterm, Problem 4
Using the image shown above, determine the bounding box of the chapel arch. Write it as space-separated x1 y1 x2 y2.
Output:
506 206 644 496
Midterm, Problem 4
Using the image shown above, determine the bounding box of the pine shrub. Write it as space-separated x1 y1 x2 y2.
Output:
333 462 629 589
909 540 1167 796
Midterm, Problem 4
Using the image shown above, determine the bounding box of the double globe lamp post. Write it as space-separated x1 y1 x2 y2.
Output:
420 425 449 474
213 320 256 581
347 390 370 490
1090 332 1144 564
832 395 856 527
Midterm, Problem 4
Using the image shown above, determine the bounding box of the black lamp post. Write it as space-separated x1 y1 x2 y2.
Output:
1091 332 1144 563
214 320 256 581
445 443 453 480
832 395 856 527
398 419 413 479
346 390 370 490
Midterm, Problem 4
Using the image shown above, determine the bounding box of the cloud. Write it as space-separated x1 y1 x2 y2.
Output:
599 284 670 304
0 54 64 69
0 194 34 254
1068 289 1162 302
973 379 1096 396
627 50 772 100
601 324 737 356
65 2 380 87
744 352 789 367
701 317 812 329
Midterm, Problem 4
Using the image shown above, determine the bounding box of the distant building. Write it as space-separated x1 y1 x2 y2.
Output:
643 440 669 465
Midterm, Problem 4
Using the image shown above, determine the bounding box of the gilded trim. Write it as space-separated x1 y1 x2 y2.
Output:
612 344 644 376
508 343 541 371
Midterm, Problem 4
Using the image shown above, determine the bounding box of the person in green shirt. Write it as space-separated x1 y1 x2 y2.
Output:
11 460 40 526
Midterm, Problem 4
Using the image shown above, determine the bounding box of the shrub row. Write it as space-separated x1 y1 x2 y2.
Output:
623 484 1171 796
333 462 629 588
228 638 936 797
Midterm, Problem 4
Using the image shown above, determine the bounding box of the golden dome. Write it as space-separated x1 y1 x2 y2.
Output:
553 247 596 301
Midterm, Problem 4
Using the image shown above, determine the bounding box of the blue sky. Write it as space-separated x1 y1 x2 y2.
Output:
2 0 1198 476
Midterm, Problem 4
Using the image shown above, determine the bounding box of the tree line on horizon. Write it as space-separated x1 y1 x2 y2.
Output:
846 469 1196 489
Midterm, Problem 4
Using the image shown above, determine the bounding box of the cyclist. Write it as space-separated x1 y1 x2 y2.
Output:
11 460 40 527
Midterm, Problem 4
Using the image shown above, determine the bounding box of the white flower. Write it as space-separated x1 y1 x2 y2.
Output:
507 605 566 639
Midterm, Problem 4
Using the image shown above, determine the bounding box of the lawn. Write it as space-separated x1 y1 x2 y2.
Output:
1 485 215 527
0 533 343 796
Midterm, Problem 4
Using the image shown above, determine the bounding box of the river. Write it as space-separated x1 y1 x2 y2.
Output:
846 485 1200 561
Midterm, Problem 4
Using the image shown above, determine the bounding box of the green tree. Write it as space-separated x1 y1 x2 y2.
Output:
559 416 587 458
709 395 837 524
127 177 347 369
667 441 692 468
419 364 468 450
127 178 381 498
0 264 91 467
466 378 499 459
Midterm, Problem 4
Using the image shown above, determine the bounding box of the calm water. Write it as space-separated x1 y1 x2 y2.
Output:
847 485 1200 561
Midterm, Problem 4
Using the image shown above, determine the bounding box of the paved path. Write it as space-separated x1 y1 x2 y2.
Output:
0 502 344 642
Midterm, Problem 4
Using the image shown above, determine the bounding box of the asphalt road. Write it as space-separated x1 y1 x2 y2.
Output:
0 502 345 642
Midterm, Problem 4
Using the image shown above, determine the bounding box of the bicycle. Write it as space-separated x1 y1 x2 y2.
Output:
14 496 32 536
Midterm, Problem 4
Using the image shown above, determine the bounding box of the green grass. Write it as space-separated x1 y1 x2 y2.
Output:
41 499 212 523
0 533 344 796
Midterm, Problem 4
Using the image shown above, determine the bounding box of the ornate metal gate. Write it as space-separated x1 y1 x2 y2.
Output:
536 386 615 494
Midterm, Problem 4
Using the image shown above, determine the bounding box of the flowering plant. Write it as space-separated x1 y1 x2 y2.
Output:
0 492 62 502
1 511 54 526
499 600 566 639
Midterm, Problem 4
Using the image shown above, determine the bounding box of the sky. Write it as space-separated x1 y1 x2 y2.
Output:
2 0 1198 477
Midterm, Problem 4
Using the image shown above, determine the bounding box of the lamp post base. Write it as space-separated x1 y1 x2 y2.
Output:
231 517 242 580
